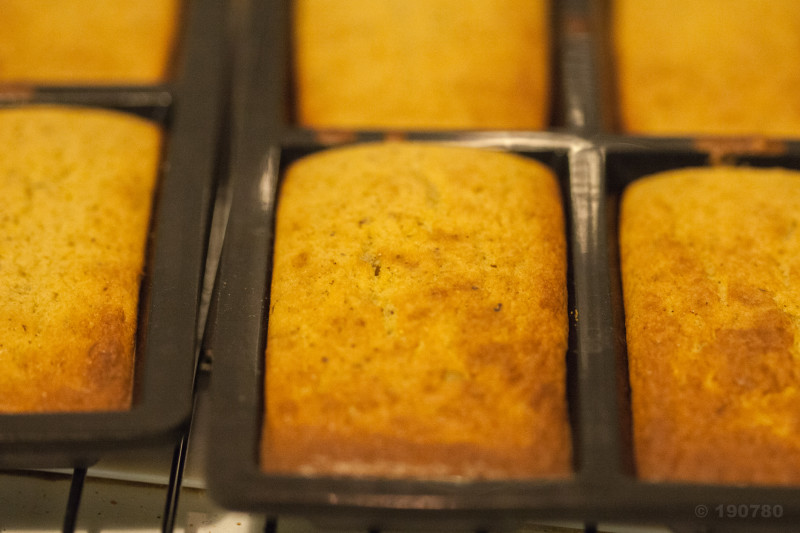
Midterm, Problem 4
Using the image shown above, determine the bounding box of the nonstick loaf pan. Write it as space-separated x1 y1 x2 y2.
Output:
202 0 800 531
207 135 800 533
0 0 227 469
599 138 800 533
205 132 600 533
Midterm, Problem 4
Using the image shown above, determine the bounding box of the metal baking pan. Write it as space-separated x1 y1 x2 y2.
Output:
596 140 800 533
0 0 227 469
583 0 800 527
207 138 800 532
205 131 598 532
203 0 799 531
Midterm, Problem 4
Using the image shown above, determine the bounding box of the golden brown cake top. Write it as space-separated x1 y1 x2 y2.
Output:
0 0 182 84
0 106 162 412
263 142 570 479
613 0 800 137
293 0 551 130
620 166 800 484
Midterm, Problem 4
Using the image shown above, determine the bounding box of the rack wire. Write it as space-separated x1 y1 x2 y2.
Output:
56 460 601 533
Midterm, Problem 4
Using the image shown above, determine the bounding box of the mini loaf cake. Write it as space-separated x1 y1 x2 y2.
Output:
613 0 800 137
262 142 570 479
0 106 162 413
293 0 551 130
0 0 182 84
619 166 800 485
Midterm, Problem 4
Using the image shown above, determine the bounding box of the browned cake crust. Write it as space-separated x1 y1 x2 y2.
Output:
620 167 800 485
0 106 162 413
0 0 182 84
613 0 800 137
293 0 551 130
262 142 571 479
